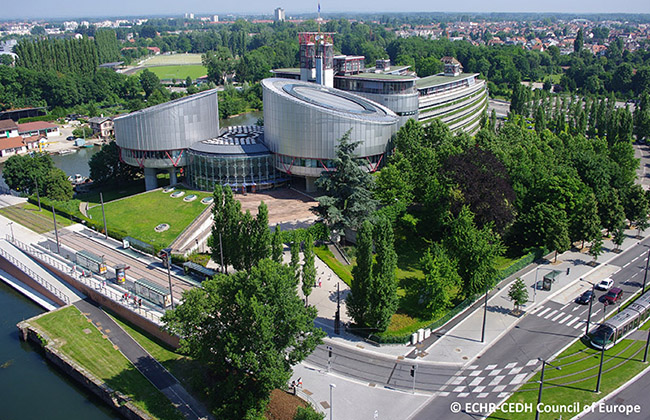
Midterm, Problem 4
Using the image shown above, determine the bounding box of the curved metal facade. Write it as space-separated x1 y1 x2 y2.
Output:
262 78 398 177
114 89 219 168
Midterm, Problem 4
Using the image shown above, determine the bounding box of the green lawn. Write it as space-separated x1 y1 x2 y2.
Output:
145 53 204 66
86 186 212 249
490 332 650 420
32 306 183 420
0 202 73 233
136 65 207 80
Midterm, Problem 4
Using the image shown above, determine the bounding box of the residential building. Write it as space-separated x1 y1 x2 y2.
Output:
88 116 114 139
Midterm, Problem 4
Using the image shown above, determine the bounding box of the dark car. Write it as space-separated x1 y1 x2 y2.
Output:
66 135 75 141
576 290 595 305
603 287 623 305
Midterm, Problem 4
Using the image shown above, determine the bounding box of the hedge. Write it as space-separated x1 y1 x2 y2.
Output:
279 222 330 244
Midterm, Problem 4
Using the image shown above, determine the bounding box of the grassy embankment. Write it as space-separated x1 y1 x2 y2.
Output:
31 306 183 420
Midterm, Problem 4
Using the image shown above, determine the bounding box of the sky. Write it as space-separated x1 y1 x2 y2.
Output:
3 0 650 20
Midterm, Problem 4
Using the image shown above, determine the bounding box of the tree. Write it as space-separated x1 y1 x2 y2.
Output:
302 233 316 306
346 220 373 329
185 76 192 87
2 153 53 194
162 259 325 420
508 277 528 313
589 235 604 264
0 54 13 66
290 241 301 285
251 201 271 267
444 206 504 298
612 222 626 252
72 126 94 138
139 68 160 98
44 168 73 201
271 225 283 264
89 141 141 185
442 147 516 233
294 406 324 420
574 29 584 53
315 131 377 238
418 244 461 317
367 216 398 332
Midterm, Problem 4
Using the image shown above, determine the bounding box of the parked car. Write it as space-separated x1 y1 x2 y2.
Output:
576 290 595 305
596 278 614 291
603 287 623 304
66 135 75 141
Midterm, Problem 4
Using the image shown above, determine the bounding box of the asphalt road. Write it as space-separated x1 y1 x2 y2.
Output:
408 238 650 420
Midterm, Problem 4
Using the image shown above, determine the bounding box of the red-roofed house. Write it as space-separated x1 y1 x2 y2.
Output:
0 119 19 138
17 121 60 138
0 135 46 157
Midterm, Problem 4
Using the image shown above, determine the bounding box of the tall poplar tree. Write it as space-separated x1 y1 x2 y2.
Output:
346 220 373 329
367 217 398 331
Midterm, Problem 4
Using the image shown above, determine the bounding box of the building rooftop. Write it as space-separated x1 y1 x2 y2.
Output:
416 73 478 89
18 121 57 132
88 116 112 124
189 125 270 156
263 78 398 123
271 68 301 74
339 72 416 81
0 119 18 131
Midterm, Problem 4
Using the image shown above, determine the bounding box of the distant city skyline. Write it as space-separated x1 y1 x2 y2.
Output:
3 0 650 20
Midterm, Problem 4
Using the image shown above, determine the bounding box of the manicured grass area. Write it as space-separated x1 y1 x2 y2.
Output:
136 65 207 80
314 245 353 286
145 53 204 66
31 306 183 420
489 331 650 420
0 202 73 233
87 186 212 249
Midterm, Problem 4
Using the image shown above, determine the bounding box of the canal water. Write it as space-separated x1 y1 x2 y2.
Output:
0 282 119 420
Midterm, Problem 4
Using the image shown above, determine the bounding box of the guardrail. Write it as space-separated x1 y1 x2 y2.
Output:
0 242 70 305
5 235 162 324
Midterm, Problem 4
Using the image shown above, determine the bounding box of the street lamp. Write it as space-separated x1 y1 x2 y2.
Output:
642 247 650 293
535 358 561 420
329 383 336 420
596 302 608 393
584 279 595 336
481 280 489 343
8 222 14 242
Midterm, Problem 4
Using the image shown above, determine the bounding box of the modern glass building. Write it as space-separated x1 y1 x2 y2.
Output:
185 125 282 192
262 78 399 191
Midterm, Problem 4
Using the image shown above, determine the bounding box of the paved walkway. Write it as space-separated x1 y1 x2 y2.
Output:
74 299 212 420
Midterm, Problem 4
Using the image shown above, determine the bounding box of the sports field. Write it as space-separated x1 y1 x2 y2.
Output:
144 53 203 65
136 65 207 80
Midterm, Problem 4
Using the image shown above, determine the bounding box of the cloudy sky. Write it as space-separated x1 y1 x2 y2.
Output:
3 0 650 19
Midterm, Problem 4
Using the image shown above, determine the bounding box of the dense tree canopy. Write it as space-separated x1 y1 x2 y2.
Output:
162 259 325 419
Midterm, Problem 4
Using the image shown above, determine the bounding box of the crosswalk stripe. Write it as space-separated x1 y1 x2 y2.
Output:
537 307 551 317
530 306 542 314
566 317 579 327
552 312 565 321
544 309 558 319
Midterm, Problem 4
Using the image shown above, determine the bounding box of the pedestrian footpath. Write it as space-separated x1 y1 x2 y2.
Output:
74 299 212 420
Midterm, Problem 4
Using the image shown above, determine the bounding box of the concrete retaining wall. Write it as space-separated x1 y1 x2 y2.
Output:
17 314 152 420
36 259 180 349
0 255 67 307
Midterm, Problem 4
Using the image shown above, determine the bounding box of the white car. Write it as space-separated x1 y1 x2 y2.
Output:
596 278 614 291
